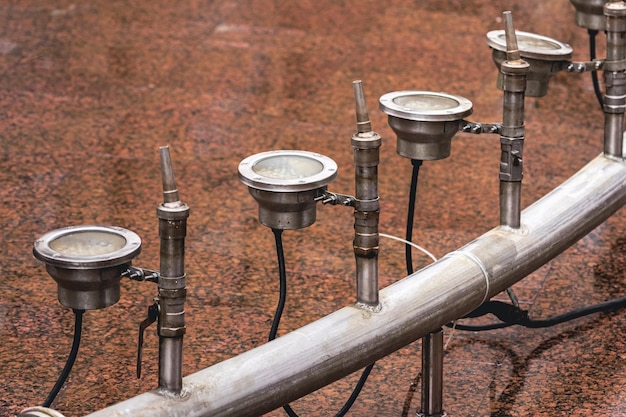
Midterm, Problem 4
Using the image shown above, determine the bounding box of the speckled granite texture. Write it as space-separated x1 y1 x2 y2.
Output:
2 0 626 416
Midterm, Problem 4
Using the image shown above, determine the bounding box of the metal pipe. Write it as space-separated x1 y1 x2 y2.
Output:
84 154 626 417
499 12 529 229
603 1 626 157
499 180 522 229
352 80 381 306
418 330 445 417
156 146 190 394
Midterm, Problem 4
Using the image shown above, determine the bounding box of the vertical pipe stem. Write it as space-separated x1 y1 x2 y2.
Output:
418 329 445 417
499 12 529 229
603 2 626 158
351 81 381 306
157 146 190 394
500 181 522 229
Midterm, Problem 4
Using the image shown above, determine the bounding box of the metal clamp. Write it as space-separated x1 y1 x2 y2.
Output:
460 121 501 135
123 266 160 283
316 191 356 207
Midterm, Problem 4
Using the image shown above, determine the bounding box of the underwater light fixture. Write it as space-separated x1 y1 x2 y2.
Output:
33 225 142 310
487 30 573 97
238 150 338 230
379 90 473 161
23 146 189 415
570 0 610 29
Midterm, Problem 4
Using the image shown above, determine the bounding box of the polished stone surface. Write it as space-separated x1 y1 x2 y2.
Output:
2 0 626 416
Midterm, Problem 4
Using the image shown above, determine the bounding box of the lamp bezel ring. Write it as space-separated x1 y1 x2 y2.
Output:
486 30 573 61
379 91 473 122
33 225 142 270
238 150 338 193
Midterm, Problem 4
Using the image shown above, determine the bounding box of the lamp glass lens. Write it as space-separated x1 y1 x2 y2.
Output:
252 155 324 180
392 94 459 112
496 33 560 51
49 231 127 256
517 34 560 50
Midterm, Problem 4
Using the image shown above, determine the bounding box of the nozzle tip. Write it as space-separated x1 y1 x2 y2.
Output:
353 80 372 134
159 145 180 204
503 11 521 62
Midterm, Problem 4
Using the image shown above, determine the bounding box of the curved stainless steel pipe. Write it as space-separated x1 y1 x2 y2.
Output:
84 154 626 417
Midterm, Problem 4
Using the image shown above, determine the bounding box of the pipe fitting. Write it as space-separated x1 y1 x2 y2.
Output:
499 138 524 182
352 81 381 306
603 1 626 157
156 146 190 394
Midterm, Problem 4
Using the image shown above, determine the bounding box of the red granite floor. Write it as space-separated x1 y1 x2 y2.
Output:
2 0 626 416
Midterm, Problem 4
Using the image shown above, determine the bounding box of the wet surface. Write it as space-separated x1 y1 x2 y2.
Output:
2 0 626 416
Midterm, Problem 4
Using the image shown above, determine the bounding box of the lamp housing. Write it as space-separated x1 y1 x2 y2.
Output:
570 0 609 30
379 91 473 160
239 150 338 230
33 225 142 310
487 30 573 97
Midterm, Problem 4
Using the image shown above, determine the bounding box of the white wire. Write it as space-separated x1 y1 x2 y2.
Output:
379 232 462 348
379 232 438 263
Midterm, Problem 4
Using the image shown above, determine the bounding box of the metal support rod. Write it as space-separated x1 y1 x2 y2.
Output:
351 80 381 306
603 2 626 158
499 12 529 229
418 329 445 417
84 154 626 417
156 146 190 394
500 180 522 229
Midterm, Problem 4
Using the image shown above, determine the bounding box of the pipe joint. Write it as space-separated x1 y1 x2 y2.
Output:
158 288 186 337
158 274 186 290
157 203 190 222
604 94 626 113
605 69 626 87
500 60 530 79
499 138 524 182
353 245 379 259
351 131 382 150
354 197 379 212
354 213 379 256
605 1 626 22
354 228 379 250
499 125 525 139
602 58 626 72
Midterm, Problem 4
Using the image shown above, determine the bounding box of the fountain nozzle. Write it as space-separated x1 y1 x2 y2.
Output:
159 146 181 205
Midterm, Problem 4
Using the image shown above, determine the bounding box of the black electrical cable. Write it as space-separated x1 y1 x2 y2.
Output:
405 159 423 276
42 308 84 408
447 295 626 332
269 228 288 342
588 29 604 109
270 228 375 417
